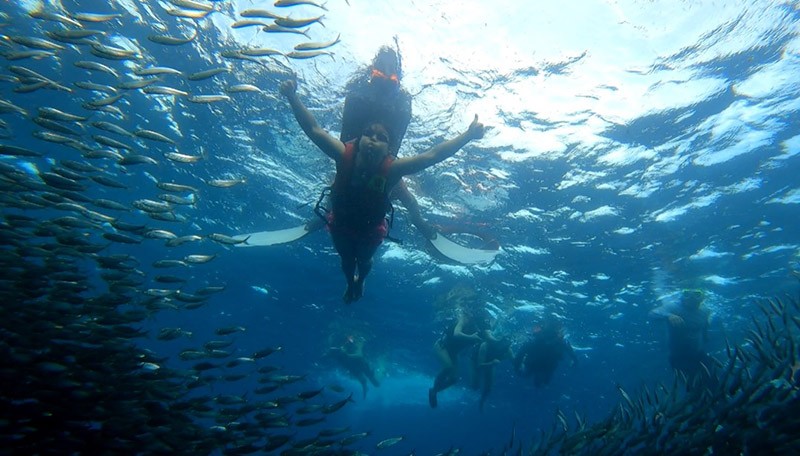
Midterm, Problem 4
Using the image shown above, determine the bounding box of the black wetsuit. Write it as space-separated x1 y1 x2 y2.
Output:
514 331 575 387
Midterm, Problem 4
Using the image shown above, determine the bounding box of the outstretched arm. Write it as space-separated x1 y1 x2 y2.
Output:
391 181 436 239
280 79 344 161
389 115 485 180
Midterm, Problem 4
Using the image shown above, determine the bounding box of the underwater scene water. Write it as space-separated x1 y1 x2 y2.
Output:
2 0 799 454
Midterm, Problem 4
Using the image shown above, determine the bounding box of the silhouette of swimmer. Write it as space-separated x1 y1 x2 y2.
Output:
327 335 380 398
651 289 711 381
514 319 577 387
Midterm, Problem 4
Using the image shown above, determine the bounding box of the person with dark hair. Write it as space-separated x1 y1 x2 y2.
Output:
340 45 438 240
340 45 411 156
514 319 578 388
308 44 435 239
650 289 711 381
471 331 513 411
280 78 484 303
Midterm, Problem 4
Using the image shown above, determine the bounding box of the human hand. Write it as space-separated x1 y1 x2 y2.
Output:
466 114 485 140
279 79 297 98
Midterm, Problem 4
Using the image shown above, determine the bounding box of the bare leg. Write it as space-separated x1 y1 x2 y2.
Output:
429 341 456 408
357 374 368 398
351 241 380 303
331 231 358 303
479 367 493 412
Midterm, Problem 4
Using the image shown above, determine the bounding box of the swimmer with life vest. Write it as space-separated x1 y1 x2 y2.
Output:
236 45 501 266
279 78 485 303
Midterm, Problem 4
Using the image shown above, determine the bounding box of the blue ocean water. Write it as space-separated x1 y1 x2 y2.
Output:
2 0 799 454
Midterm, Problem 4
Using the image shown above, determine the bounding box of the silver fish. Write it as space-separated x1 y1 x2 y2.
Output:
143 86 189 97
205 177 245 187
274 0 328 10
294 34 340 51
186 67 229 81
148 28 198 45
187 94 231 103
74 60 119 77
135 129 176 144
71 12 124 22
165 151 203 163
184 254 216 264
274 14 324 28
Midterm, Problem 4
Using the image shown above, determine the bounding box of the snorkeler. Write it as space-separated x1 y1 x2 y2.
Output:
471 331 513 411
429 303 489 408
327 335 380 399
650 289 712 382
235 45 500 266
279 77 484 303
514 318 578 388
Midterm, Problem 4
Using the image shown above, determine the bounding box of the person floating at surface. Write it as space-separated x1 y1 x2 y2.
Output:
514 318 578 388
650 289 711 382
304 44 436 240
327 335 380 399
429 305 489 408
340 44 500 256
236 45 500 266
280 78 485 303
471 331 513 412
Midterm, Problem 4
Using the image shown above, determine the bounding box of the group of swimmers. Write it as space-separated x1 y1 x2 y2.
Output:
324 285 711 409
427 286 577 411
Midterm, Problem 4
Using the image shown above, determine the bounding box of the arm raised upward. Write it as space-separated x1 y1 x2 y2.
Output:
280 79 344 161
389 114 485 181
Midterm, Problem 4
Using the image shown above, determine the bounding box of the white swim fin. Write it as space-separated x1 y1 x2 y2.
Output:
428 232 500 265
233 225 310 247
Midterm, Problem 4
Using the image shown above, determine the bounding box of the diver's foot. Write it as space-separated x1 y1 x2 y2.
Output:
343 284 355 304
428 388 438 408
351 279 364 302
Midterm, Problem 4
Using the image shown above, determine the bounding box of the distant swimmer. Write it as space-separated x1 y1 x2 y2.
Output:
650 289 712 384
280 76 485 303
471 331 513 411
514 318 577 388
327 334 379 398
429 287 490 408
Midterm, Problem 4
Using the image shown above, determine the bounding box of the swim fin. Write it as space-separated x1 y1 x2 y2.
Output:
428 232 500 265
233 225 310 247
